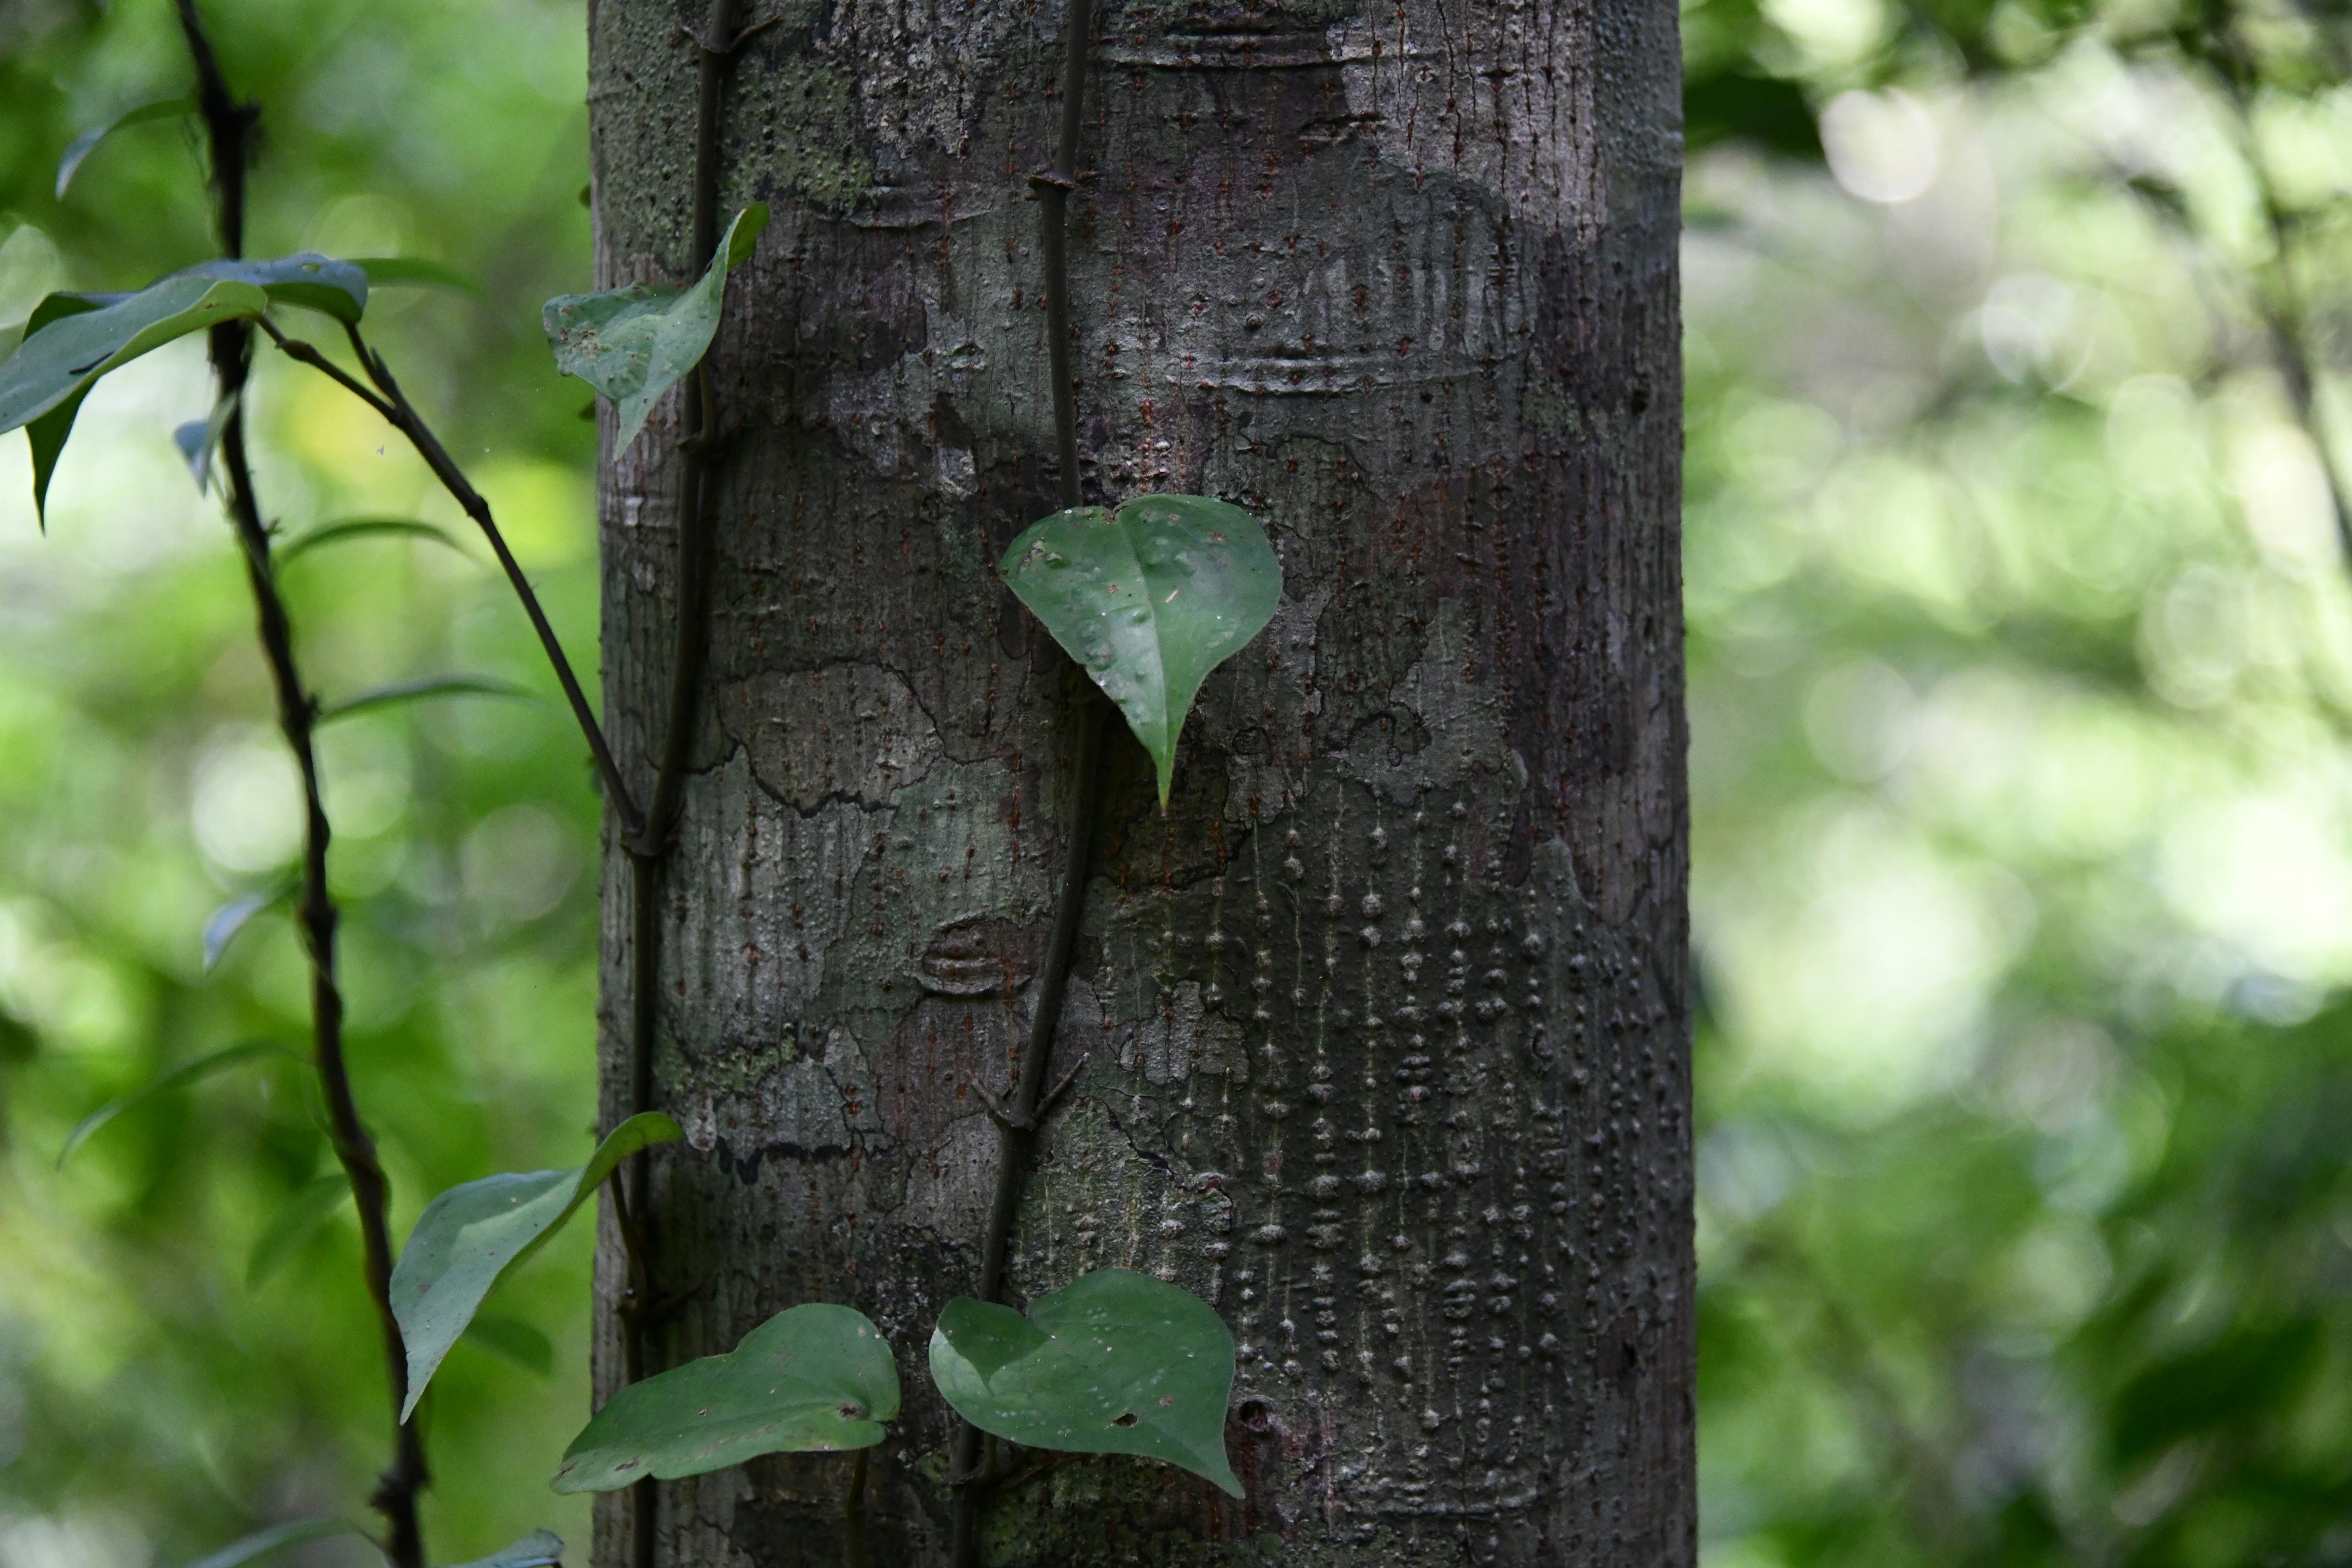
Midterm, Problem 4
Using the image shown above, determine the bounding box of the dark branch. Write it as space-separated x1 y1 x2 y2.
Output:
258 320 645 838
620 8 750 1567
173 7 427 1566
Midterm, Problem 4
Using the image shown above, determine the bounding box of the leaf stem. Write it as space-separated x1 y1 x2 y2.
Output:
173 6 426 1565
843 1449 870 1568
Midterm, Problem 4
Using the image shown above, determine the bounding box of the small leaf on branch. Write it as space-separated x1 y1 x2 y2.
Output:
204 886 288 971
173 392 237 496
56 98 191 200
181 1519 358 1568
551 1303 899 1493
317 674 533 725
352 257 482 296
246 1173 352 1289
542 203 767 454
58 1039 290 1169
998 496 1281 805
928 1266 1241 1496
275 518 469 567
390 1112 682 1419
461 1314 556 1378
442 1531 564 1568
1 277 268 526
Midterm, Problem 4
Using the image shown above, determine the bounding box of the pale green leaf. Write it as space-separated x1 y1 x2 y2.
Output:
391 1112 682 1419
246 1174 352 1288
58 1040 290 1169
461 1314 556 1378
182 1520 357 1568
170 255 369 323
274 518 469 567
552 1303 899 1493
443 1531 562 1568
542 204 767 454
352 257 481 296
204 886 288 971
317 674 533 725
928 1267 1240 1496
56 98 190 200
998 496 1281 804
1 279 266 526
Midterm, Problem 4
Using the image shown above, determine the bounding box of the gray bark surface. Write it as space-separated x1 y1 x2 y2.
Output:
586 1 1689 1563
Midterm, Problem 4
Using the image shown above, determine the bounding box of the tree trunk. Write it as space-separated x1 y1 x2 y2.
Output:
586 0 1689 1563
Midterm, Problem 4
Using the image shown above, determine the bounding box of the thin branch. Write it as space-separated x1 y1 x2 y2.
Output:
173 6 426 1566
258 320 644 838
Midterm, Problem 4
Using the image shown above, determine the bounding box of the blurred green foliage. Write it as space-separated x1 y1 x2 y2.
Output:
0 1 603 1564
4 0 2352 1566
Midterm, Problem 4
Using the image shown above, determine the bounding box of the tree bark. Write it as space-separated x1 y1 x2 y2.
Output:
586 0 1689 1563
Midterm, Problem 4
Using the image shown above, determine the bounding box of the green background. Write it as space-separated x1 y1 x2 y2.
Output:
2 0 2350 1563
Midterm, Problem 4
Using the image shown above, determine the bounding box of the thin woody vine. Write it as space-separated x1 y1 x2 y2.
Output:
5 4 1286 1568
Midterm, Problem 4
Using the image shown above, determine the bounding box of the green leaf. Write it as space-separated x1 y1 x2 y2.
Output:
182 1520 358 1568
317 674 533 725
1 276 269 526
172 392 235 496
551 1303 899 1493
352 257 482 296
58 1040 290 1169
56 98 190 200
275 517 469 568
246 1174 352 1288
170 255 369 324
461 1314 556 1378
928 1267 1240 1496
443 1531 562 1568
543 203 767 454
998 496 1281 805
390 1112 682 1419
205 886 288 971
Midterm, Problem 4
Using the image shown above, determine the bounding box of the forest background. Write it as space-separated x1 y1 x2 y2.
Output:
0 0 2347 1563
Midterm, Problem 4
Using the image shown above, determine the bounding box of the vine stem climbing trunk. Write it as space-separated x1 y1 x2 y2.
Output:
589 0 1691 1560
612 6 747 1568
172 6 428 1565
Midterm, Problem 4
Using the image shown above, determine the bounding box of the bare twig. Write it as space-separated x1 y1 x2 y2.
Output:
256 318 644 837
172 6 426 1565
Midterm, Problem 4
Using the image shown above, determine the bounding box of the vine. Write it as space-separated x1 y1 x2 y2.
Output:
5 2 1287 1566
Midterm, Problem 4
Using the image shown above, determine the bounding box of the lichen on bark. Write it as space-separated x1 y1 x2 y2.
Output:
587 0 1690 1562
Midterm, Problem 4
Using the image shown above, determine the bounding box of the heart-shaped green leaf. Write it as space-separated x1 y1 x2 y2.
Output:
390 1112 680 1419
998 496 1280 805
928 1267 1240 1496
552 1303 899 1493
1 277 269 524
543 204 767 455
